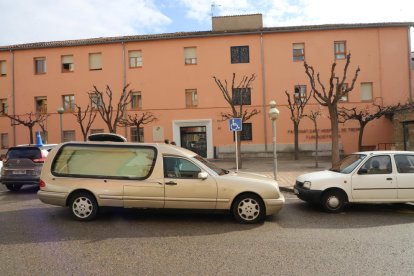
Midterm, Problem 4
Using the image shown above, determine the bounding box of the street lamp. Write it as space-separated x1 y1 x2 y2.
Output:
57 107 64 143
268 100 280 180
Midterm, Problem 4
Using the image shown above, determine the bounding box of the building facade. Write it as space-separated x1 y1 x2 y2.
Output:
0 15 413 158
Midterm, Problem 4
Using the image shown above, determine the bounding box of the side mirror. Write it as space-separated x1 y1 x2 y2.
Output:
198 171 208 180
358 168 368 175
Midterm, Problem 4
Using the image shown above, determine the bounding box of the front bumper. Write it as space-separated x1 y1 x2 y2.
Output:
293 185 323 203
264 193 285 215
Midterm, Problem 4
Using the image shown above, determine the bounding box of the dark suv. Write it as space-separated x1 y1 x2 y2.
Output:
1 146 51 191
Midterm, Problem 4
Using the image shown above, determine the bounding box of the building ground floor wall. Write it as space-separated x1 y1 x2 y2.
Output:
0 106 398 158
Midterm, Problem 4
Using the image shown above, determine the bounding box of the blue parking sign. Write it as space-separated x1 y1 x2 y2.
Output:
229 118 242 131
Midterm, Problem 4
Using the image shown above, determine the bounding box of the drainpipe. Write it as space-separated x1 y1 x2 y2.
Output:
260 33 268 152
407 27 413 103
122 42 128 138
10 49 16 146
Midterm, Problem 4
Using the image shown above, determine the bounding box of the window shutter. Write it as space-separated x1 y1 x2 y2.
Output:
89 53 102 70
62 55 73 63
0 61 6 75
361 83 373 101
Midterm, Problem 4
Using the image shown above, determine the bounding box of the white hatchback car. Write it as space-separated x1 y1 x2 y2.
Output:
294 151 414 212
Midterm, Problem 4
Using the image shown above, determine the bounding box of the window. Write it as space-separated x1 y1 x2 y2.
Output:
34 57 46 74
129 50 142 68
185 89 198 108
0 99 7 114
334 41 346 59
232 88 251 105
131 127 144 142
231 46 249 64
184 47 197 65
90 94 103 109
360 83 373 101
395 155 414 173
131 92 142 110
359 156 392 174
294 85 307 103
89 53 102 70
164 156 201 179
0 60 6 76
62 130 76 142
232 123 253 141
91 129 104 134
61 55 74 72
35 96 47 113
62 95 75 112
339 83 349 102
52 144 156 179
1 133 8 149
292 43 305 61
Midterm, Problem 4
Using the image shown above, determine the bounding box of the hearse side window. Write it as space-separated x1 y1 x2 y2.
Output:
52 144 156 179
164 156 201 179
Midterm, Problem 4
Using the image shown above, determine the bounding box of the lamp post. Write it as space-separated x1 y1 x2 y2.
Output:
57 107 64 143
268 100 280 180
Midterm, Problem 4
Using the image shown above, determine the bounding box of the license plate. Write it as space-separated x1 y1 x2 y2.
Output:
12 170 26 175
293 188 299 195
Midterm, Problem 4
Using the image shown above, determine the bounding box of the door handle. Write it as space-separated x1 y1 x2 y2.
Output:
386 178 393 180
165 181 177 185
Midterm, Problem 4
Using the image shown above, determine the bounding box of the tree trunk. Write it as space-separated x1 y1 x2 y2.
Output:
329 104 340 165
358 124 366 152
29 126 34 144
313 120 319 168
294 121 299 160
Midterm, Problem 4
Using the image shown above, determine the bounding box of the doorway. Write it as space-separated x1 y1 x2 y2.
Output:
180 126 207 157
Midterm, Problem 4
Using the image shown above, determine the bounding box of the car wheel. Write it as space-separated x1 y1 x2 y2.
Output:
232 193 265 224
321 190 346 213
69 192 98 221
6 184 22 192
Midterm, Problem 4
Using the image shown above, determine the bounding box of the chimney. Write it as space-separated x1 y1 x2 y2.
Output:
212 14 263 32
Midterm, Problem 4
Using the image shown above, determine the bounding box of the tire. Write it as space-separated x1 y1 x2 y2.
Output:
69 192 98 221
232 193 265 224
321 190 347 213
6 184 22 192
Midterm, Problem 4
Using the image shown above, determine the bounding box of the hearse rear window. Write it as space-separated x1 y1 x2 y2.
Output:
52 144 156 179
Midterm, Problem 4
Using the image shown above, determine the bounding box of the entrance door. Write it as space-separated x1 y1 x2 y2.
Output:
180 126 207 157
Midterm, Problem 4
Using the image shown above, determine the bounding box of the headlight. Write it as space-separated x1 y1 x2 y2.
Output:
303 181 311 189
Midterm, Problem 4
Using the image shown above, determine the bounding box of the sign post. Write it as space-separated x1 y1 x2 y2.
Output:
229 118 242 173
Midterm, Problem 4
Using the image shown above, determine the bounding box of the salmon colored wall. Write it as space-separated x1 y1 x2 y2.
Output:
0 26 411 156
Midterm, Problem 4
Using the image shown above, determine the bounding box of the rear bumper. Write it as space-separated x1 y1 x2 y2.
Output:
264 194 285 215
1 177 40 186
38 190 68 206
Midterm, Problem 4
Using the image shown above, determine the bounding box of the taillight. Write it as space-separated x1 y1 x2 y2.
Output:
32 158 46 163
39 179 46 188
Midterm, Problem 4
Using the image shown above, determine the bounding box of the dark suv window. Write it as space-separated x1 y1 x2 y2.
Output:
7 147 42 160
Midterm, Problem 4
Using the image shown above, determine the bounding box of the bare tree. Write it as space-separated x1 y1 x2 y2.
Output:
89 84 133 133
0 112 49 144
213 73 260 168
119 112 157 142
285 87 312 160
304 53 361 165
338 104 400 151
73 104 98 141
305 108 322 168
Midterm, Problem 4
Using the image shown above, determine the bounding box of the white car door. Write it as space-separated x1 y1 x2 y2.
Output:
351 155 397 201
395 154 414 200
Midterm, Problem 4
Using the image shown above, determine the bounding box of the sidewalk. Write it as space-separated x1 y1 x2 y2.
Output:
210 157 332 192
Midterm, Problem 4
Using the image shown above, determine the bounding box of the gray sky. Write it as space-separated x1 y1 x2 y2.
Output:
1 0 413 46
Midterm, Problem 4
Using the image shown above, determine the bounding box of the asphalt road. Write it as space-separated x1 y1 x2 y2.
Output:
1 185 414 275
